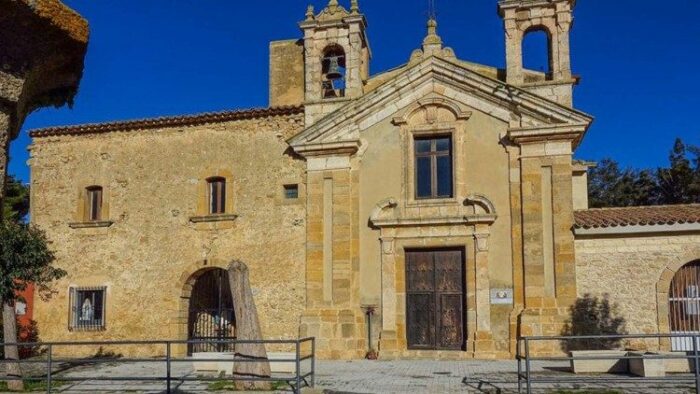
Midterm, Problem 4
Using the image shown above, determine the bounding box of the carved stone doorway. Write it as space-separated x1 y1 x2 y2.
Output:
405 249 465 350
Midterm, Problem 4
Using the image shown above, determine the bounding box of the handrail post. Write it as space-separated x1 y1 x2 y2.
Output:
47 344 53 394
296 339 302 394
694 334 700 394
166 342 172 393
517 338 522 394
311 337 316 388
525 337 531 394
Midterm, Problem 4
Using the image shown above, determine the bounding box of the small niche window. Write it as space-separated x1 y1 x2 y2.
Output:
208 177 226 215
321 46 346 99
85 186 103 221
69 287 106 330
414 136 453 199
284 184 299 200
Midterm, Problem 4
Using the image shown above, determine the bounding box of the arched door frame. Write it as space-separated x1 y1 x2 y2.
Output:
656 248 700 349
176 261 233 355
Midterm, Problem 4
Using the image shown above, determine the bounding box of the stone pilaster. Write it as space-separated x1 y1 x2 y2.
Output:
514 137 579 355
298 151 365 359
473 229 496 354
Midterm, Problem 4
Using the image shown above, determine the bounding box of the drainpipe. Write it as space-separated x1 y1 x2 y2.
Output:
362 305 377 359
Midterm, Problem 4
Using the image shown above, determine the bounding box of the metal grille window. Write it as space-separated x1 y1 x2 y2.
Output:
284 184 299 199
70 287 106 330
208 177 226 215
414 136 453 199
86 186 103 221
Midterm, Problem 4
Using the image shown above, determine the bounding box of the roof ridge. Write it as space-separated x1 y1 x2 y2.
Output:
29 105 304 138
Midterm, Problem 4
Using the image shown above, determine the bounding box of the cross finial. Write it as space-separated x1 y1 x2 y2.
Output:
428 0 437 20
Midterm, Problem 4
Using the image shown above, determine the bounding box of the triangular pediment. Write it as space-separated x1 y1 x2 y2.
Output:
289 56 593 151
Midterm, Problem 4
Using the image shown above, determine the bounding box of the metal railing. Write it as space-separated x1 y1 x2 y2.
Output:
517 333 700 394
0 337 315 393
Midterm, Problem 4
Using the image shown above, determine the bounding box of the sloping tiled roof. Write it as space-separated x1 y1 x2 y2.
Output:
574 204 700 229
29 105 304 138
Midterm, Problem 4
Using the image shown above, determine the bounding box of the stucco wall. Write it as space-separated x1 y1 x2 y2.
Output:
29 113 307 355
575 234 700 336
358 102 514 351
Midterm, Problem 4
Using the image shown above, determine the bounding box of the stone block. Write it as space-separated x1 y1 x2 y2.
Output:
570 350 628 374
629 352 665 377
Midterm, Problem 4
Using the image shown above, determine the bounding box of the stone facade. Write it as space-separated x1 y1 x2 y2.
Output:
27 0 700 361
30 112 307 356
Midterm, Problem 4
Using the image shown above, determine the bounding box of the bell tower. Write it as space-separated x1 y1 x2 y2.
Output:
498 0 577 106
299 0 370 124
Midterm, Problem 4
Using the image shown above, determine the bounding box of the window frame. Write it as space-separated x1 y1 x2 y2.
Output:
283 184 300 200
207 177 227 215
69 286 107 331
413 135 454 200
85 186 103 221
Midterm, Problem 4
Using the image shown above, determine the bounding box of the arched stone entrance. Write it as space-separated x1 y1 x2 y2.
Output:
185 267 236 355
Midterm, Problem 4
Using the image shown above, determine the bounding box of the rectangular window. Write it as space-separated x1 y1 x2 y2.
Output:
208 178 226 214
284 184 299 199
86 187 103 221
414 136 453 199
69 287 106 331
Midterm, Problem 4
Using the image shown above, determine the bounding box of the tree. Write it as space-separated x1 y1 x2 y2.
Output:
657 138 698 204
587 138 700 207
3 176 29 223
588 159 657 208
0 221 65 390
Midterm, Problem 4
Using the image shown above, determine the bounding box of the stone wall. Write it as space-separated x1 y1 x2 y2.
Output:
269 39 304 107
575 234 700 349
29 113 307 356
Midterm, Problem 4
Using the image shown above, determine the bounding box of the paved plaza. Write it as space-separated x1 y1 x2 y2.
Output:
2 358 698 393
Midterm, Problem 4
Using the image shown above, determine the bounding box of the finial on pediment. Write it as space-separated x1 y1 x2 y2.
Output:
328 0 339 12
305 5 315 21
351 0 359 14
422 18 443 55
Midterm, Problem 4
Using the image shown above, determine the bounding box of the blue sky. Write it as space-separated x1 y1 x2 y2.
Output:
12 0 700 182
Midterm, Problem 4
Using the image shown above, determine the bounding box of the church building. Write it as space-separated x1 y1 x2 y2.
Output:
28 0 700 359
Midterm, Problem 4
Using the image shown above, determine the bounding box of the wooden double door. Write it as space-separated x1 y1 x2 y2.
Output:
406 249 465 350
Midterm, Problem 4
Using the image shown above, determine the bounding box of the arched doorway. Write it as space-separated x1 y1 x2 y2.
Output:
187 268 236 355
669 260 700 351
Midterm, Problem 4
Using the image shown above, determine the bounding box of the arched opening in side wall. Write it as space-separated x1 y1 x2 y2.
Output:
669 260 700 351
186 267 236 355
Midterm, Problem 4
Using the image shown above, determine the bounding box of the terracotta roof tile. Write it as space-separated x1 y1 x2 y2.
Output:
29 105 304 138
574 204 700 229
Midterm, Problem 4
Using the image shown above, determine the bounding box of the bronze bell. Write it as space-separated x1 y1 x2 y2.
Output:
325 56 343 80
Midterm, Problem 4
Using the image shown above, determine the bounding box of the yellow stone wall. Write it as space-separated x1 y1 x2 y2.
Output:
29 113 307 356
575 234 700 350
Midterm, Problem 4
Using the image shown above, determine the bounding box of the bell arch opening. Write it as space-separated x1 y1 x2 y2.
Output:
321 44 346 99
522 27 553 81
185 267 236 355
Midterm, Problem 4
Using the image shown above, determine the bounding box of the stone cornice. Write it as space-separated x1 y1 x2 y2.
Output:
288 56 592 148
291 140 361 158
508 123 589 147
574 222 700 237
29 105 304 138
369 195 498 229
